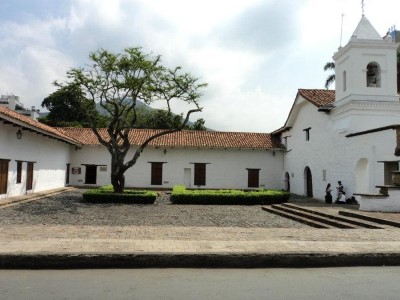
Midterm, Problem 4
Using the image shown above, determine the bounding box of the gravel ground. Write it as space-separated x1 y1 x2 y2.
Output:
0 190 306 228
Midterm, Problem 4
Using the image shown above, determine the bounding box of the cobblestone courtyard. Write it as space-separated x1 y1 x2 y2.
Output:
0 189 305 228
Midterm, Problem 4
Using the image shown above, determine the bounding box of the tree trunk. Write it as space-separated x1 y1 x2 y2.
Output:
110 154 126 193
111 172 125 193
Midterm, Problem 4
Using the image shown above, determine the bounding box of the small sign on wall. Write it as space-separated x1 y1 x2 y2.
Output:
72 167 81 174
99 166 107 172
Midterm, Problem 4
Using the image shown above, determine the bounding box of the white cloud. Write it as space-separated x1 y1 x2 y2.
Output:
0 0 399 132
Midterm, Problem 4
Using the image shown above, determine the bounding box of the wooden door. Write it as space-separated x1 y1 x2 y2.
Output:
151 163 163 185
194 163 206 186
0 160 9 194
247 169 260 188
26 162 34 191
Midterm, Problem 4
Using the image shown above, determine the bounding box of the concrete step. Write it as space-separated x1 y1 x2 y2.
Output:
282 204 384 229
338 211 400 228
270 205 357 229
262 206 332 228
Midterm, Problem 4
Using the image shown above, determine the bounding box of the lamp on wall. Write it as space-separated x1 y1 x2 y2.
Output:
163 149 167 155
272 150 276 156
16 129 22 139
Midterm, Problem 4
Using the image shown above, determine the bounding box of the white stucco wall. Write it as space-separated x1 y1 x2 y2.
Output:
0 124 72 199
69 145 284 190
283 96 398 201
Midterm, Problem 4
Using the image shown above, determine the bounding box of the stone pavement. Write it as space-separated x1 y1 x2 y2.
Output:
0 189 400 268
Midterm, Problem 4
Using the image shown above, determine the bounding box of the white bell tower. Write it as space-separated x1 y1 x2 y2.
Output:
333 16 399 106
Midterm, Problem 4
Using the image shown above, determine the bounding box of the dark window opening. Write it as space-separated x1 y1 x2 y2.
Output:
194 163 206 186
303 127 311 141
247 169 260 188
366 62 381 87
384 161 399 185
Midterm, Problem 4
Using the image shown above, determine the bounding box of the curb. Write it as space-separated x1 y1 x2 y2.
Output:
1 253 400 269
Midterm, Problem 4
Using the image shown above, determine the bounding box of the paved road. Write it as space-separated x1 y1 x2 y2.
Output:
0 267 399 299
0 190 305 228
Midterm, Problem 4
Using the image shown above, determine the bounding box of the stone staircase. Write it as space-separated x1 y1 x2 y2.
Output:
262 203 400 229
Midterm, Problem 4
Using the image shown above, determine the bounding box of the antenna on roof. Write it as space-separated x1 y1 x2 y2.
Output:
340 13 344 47
361 0 365 17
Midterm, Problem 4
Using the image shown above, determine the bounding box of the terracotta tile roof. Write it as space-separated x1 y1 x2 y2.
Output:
0 106 79 145
56 127 284 149
298 89 335 107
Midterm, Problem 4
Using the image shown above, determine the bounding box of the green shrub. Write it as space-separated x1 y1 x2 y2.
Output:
171 186 289 205
83 187 157 204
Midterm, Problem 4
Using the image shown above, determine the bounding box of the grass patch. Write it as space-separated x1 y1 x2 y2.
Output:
83 185 157 204
171 185 290 205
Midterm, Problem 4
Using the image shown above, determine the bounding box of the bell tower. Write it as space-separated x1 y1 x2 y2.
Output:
333 16 399 106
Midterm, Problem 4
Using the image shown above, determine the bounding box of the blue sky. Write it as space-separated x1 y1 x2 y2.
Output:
0 0 398 132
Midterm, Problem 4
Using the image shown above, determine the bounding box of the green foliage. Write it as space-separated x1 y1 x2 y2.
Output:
171 186 290 205
83 186 157 203
57 47 207 193
323 61 335 89
190 118 207 131
134 109 207 130
40 83 109 127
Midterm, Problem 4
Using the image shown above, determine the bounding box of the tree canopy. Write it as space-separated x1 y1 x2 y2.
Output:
39 83 108 127
59 47 207 192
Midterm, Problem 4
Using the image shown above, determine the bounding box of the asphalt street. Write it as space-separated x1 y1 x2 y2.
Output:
0 267 399 299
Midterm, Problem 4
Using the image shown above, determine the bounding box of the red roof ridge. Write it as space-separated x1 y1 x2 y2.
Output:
56 127 284 149
0 106 79 145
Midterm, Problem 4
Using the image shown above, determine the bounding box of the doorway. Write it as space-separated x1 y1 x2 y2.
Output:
285 172 290 192
0 160 9 194
85 165 97 184
304 167 313 197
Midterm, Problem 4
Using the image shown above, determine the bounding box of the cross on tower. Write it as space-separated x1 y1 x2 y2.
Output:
361 0 365 16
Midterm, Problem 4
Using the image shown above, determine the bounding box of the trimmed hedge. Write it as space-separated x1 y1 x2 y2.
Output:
83 186 157 204
170 185 290 205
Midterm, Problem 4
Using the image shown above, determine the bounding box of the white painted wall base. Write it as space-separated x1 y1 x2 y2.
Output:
357 189 400 212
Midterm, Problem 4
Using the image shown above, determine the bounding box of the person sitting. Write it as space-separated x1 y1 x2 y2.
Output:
335 192 347 204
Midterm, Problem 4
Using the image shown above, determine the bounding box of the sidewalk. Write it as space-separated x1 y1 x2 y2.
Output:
1 189 400 268
1 225 400 268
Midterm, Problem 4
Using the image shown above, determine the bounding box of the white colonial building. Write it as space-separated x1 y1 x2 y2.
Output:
0 16 399 209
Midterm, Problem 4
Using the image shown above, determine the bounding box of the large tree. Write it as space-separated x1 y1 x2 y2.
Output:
39 83 109 127
63 47 207 192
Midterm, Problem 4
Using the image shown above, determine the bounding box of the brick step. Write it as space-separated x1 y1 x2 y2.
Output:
282 204 384 229
270 204 357 229
261 206 332 228
338 211 400 228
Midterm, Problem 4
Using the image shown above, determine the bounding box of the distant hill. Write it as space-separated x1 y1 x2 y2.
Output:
95 98 197 127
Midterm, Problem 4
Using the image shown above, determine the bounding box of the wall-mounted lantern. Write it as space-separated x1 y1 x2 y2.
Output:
163 149 167 155
16 129 22 139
